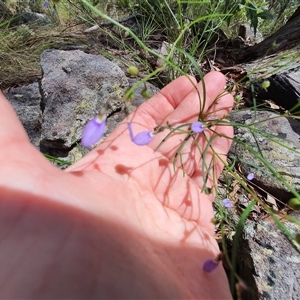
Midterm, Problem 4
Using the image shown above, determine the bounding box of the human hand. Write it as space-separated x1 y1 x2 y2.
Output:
0 71 233 299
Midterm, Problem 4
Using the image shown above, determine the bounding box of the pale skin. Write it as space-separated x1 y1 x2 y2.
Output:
0 71 233 299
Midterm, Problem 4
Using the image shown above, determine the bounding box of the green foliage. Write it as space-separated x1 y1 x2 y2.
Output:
260 0 298 35
223 0 274 35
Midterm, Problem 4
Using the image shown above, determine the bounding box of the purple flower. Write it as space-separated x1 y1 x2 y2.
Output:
202 259 219 273
43 1 50 8
127 122 154 146
191 121 204 133
247 173 254 180
221 198 233 208
81 116 106 147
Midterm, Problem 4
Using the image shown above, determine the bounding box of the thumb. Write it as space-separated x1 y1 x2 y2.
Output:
0 91 51 169
0 91 30 146
0 91 64 197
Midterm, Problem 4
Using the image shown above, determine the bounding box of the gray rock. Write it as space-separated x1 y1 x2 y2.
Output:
5 82 42 147
256 65 300 112
12 12 52 26
4 50 159 163
241 48 300 112
47 75 159 163
40 49 128 153
230 110 300 200
239 24 263 43
238 212 300 300
105 78 160 137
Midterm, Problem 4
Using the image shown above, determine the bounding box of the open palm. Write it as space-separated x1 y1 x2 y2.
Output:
0 72 233 299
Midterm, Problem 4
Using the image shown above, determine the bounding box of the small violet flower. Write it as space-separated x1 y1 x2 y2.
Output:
127 122 154 146
202 259 219 273
221 198 233 209
191 121 204 134
81 115 106 147
247 173 254 180
43 1 50 8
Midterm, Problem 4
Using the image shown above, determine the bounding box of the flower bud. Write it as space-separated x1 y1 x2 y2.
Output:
222 198 233 208
127 122 154 146
81 116 106 147
141 88 151 99
289 198 300 210
235 95 242 102
191 121 204 133
202 259 219 273
262 80 270 90
127 66 139 77
247 173 254 180
211 217 219 225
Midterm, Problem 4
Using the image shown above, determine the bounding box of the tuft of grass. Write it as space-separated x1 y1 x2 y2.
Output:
0 22 90 89
44 153 73 168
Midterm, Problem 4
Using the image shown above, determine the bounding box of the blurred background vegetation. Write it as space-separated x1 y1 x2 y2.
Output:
0 0 299 90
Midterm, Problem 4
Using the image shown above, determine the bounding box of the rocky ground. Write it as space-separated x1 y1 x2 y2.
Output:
4 47 300 299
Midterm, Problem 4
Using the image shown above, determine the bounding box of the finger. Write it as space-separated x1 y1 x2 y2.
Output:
133 75 198 126
117 73 232 184
0 91 35 164
128 72 225 130
0 92 30 145
117 71 228 164
0 92 55 179
148 72 230 157
158 71 226 125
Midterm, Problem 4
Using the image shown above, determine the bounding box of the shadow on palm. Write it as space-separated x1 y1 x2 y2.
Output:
66 72 233 237
0 71 234 299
